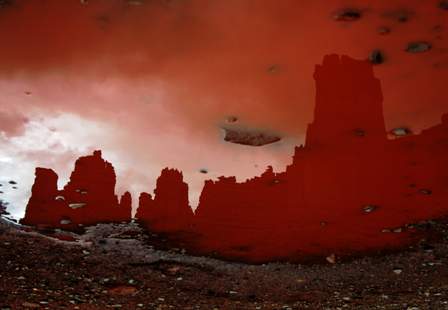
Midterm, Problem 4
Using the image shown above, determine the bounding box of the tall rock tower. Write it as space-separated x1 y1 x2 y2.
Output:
20 168 62 227
305 54 387 149
136 168 194 232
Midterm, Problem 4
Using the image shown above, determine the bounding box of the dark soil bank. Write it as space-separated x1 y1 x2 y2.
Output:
1 218 448 309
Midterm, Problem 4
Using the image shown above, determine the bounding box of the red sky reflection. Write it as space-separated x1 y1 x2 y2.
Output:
0 0 447 218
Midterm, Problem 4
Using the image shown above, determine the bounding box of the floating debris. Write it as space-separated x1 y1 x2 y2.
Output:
396 12 409 22
267 64 280 74
390 127 412 137
55 196 65 201
439 1 448 10
199 169 208 174
222 128 281 147
368 50 385 65
69 203 87 209
226 116 238 123
24 91 32 96
406 42 432 53
353 128 366 137
419 189 432 195
8 181 16 185
333 8 362 21
393 268 403 275
60 219 72 225
12 187 17 190
384 9 413 23
362 204 378 214
0 191 3 194
393 227 403 233
377 26 391 35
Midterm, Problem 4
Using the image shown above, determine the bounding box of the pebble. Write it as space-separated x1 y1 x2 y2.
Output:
406 42 432 53
267 64 280 74
369 50 385 65
390 127 412 137
377 26 391 35
22 302 40 309
333 8 362 21
362 204 378 213
419 189 432 195
326 254 337 264
226 116 238 123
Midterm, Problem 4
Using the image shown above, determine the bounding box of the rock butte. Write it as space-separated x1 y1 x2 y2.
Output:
21 54 448 263
20 150 131 230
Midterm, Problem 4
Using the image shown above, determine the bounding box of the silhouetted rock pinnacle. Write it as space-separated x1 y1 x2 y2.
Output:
21 151 132 229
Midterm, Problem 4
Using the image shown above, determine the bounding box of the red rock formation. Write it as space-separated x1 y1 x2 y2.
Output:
190 54 448 262
306 55 386 148
20 151 132 229
119 191 133 222
22 54 448 263
136 168 194 233
135 192 154 221
20 168 69 228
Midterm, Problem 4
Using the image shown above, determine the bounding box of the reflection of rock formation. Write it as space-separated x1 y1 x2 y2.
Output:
119 191 133 222
137 168 193 232
163 54 448 262
306 54 387 148
21 54 448 263
191 55 399 261
20 168 63 227
20 151 131 229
